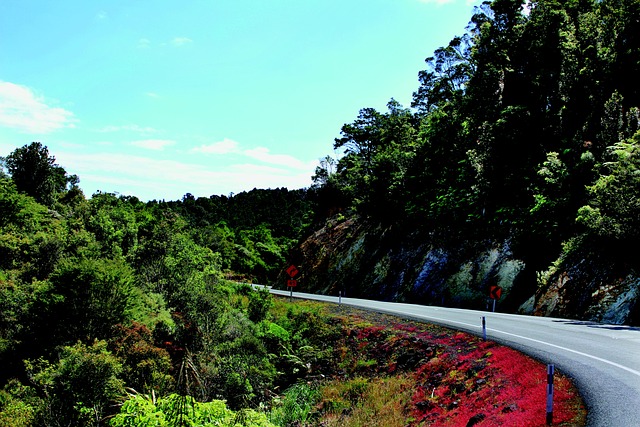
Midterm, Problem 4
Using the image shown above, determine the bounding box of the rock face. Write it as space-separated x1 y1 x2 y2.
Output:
291 217 640 325
531 255 640 325
292 218 527 311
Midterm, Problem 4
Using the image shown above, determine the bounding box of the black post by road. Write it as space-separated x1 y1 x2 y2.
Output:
546 364 554 425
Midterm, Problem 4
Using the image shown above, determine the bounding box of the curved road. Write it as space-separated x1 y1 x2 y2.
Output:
270 289 640 427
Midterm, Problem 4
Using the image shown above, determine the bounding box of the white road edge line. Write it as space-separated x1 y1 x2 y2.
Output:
275 292 640 378
488 328 640 378
384 307 640 379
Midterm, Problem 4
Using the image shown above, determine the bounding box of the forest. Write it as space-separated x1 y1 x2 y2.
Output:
311 0 640 304
0 140 328 425
1 0 639 425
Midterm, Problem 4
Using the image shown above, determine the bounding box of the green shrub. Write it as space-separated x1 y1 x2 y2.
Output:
0 380 40 427
268 382 320 426
110 393 277 427
26 340 124 427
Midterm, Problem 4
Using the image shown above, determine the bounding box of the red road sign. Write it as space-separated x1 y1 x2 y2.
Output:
286 265 299 278
287 279 297 287
489 285 502 300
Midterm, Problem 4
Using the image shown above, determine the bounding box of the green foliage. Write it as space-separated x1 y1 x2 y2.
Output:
109 323 174 395
577 131 640 240
247 286 273 323
25 340 124 427
268 382 320 426
0 380 41 427
0 277 53 357
332 100 420 222
84 192 140 258
3 142 78 207
48 257 138 343
309 0 640 273
110 393 277 427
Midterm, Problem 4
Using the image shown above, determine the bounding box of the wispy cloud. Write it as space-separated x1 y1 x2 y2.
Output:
191 138 239 155
98 124 159 133
417 0 477 5
96 10 108 20
131 139 175 150
57 151 315 200
171 37 193 47
417 0 454 4
0 81 76 134
191 139 315 171
137 38 151 49
146 92 160 99
244 147 313 170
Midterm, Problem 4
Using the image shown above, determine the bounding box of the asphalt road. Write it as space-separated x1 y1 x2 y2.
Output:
270 289 640 427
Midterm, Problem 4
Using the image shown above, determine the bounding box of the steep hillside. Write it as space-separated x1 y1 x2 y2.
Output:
294 0 640 326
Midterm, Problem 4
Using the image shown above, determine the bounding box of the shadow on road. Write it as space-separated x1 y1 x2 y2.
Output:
552 319 640 332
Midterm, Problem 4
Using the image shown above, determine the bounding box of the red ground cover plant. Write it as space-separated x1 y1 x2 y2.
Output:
326 307 586 427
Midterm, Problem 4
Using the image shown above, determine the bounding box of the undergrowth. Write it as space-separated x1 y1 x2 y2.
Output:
269 299 587 427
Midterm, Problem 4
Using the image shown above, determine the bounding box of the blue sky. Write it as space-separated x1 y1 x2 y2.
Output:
1 0 480 201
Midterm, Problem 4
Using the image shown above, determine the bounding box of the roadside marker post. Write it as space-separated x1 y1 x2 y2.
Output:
546 364 555 425
339 290 342 305
482 316 487 341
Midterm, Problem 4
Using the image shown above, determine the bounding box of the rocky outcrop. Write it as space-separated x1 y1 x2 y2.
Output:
290 217 639 325
291 217 527 311
529 253 640 325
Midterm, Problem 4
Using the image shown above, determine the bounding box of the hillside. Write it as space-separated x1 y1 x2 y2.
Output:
289 0 640 326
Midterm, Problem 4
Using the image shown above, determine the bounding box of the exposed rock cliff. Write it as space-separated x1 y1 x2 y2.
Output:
289 217 639 325
530 242 640 325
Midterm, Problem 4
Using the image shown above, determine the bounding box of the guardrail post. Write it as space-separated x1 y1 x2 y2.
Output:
546 364 554 425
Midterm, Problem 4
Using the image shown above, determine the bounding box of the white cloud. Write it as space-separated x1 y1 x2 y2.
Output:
0 81 76 134
131 139 175 150
417 0 478 4
98 124 158 133
191 138 240 155
56 151 316 200
244 147 314 170
137 38 151 49
172 37 193 47
418 0 454 4
146 92 160 99
192 139 314 171
96 10 108 20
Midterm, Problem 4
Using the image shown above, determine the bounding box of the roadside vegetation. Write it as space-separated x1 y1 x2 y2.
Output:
0 159 586 425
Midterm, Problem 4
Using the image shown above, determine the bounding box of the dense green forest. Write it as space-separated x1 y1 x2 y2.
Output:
1 0 639 425
313 0 640 284
0 143 324 425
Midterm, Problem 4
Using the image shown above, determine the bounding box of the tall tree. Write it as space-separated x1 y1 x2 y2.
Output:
333 100 420 221
3 142 78 207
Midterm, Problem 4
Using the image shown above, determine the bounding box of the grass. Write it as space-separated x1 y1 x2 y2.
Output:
271 298 587 427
